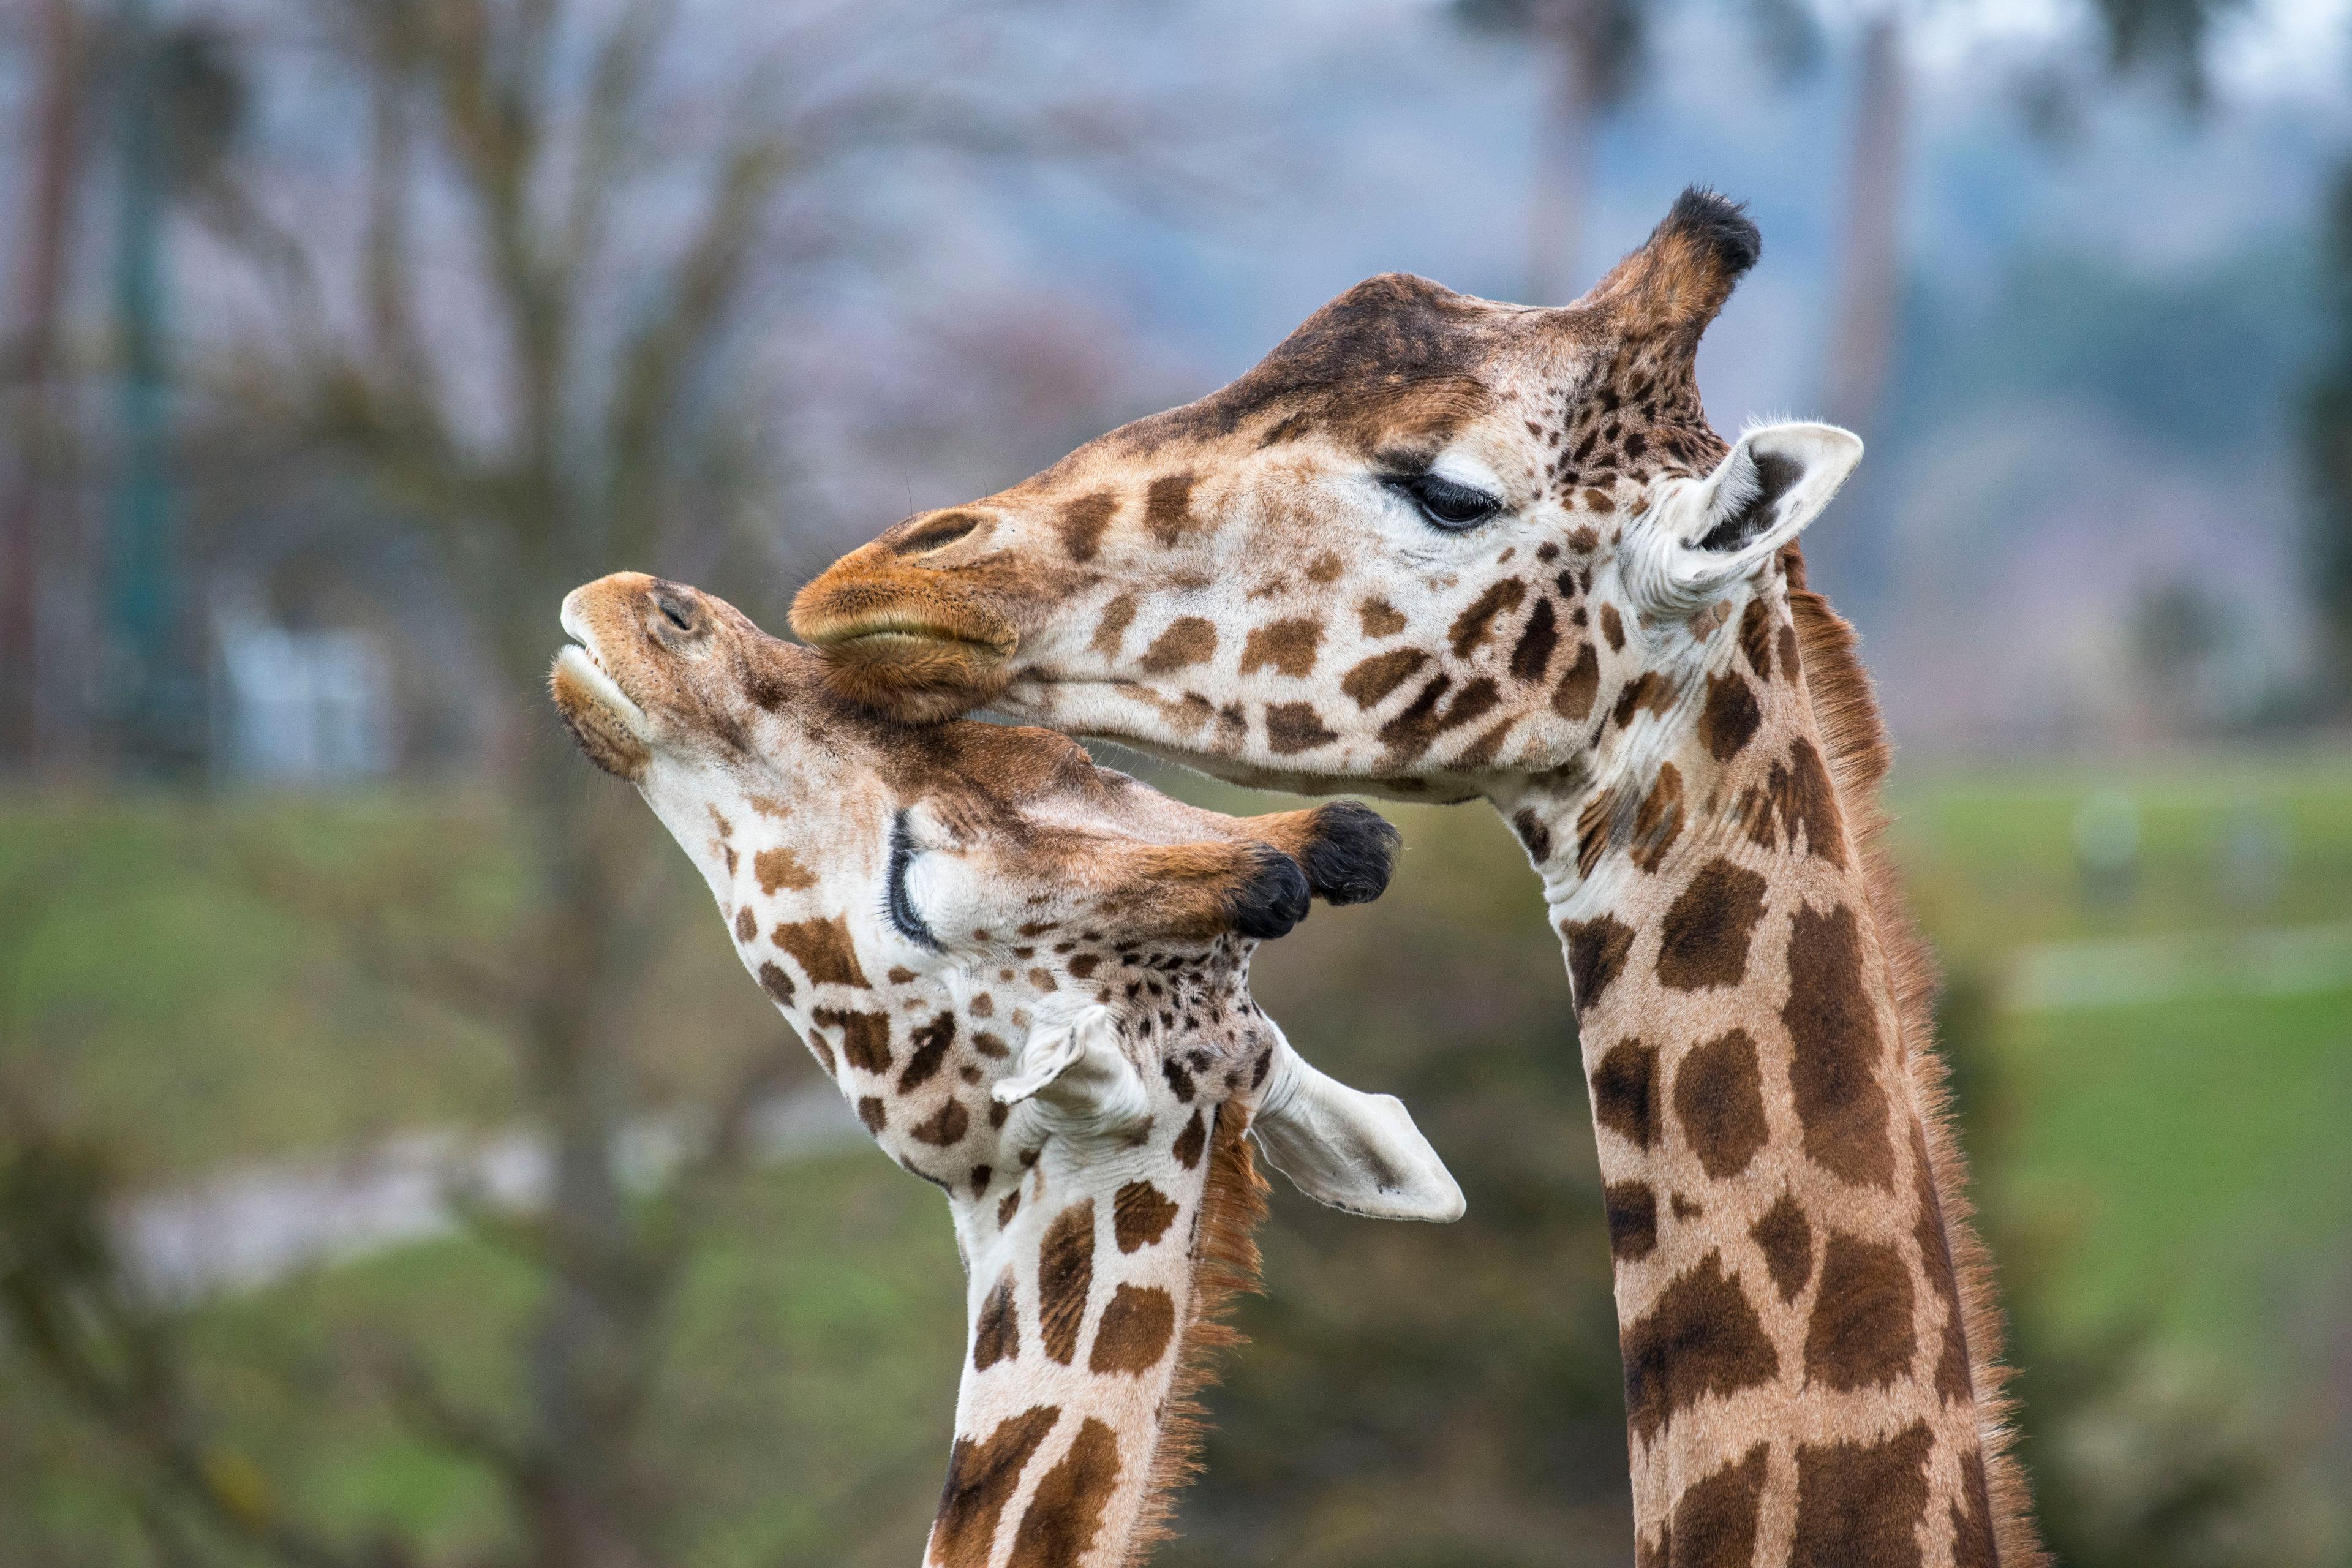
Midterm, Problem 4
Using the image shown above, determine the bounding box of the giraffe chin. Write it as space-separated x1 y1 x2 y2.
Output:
549 647 652 780
810 628 1012 725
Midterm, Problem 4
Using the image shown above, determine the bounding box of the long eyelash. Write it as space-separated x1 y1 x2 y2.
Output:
885 812 942 951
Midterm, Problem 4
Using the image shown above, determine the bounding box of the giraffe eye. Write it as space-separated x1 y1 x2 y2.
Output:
1392 473 1501 531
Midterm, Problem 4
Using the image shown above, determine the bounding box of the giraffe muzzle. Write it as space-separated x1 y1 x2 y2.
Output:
791 563 1020 723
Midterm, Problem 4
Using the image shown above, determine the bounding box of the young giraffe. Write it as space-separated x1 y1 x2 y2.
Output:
790 190 2045 1566
550 571 1463 1567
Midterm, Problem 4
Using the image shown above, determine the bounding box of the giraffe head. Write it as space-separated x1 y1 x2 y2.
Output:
556 571 1461 1564
552 570 1459 1221
791 189 1860 803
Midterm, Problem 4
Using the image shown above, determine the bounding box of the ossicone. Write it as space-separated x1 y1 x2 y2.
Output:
1574 186 1761 339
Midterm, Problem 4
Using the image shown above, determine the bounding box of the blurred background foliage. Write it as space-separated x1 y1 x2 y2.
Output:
2 0 2350 1563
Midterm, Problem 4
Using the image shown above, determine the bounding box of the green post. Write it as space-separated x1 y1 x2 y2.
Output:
107 0 195 772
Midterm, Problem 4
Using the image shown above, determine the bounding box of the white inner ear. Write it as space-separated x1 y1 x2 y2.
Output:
1251 1036 1465 1223
1630 421 1862 614
992 1006 1151 1132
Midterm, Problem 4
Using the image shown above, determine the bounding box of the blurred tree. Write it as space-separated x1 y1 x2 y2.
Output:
2 0 86 769
2305 168 2352 708
2 0 1184 1562
1455 0 1651 302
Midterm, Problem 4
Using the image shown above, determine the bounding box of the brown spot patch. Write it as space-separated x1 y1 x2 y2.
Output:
1112 1180 1178 1252
1777 622 1800 682
735 907 758 944
932 1406 1060 1568
1804 1233 1915 1390
1057 491 1117 562
910 1098 970 1147
1007 1417 1120 1567
1673 1028 1770 1179
1088 1284 1177 1373
1091 595 1137 657
1600 601 1626 650
1509 597 1559 682
1620 1252 1779 1444
1512 808 1553 864
1552 641 1600 719
1630 763 1684 873
1749 1193 1813 1303
856 1096 886 1133
1563 915 1637 1012
1265 702 1338 755
1139 617 1216 673
1240 617 1322 677
753 845 817 894
1612 669 1674 729
773 915 869 987
1591 1039 1660 1148
1671 1443 1769 1568
1605 1180 1657 1261
973 1272 1019 1371
1952 1446 1997 1568
1455 714 1518 768
1359 598 1407 638
1782 902 1896 1187
755 959 795 1008
1911 1122 1975 1404
1698 671 1762 763
1655 859 1769 991
1036 1200 1095 1365
1306 552 1344 582
898 1012 956 1091
1378 674 1499 763
815 1008 892 1075
1171 1108 1206 1169
1449 578 1527 657
1791 1420 1932 1568
1144 473 1201 547
1341 647 1427 709
1740 736 1847 865
1738 597 1773 678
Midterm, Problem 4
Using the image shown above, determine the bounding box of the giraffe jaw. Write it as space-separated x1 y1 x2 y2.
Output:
549 609 654 780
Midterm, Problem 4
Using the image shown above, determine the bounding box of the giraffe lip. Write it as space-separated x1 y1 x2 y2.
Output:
797 610 1016 658
553 643 647 728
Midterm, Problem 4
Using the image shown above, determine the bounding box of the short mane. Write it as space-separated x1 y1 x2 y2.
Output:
1119 1103 1269 1566
1782 545 2049 1567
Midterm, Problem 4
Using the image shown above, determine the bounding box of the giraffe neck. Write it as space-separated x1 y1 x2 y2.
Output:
925 1098 1264 1568
1489 581 2026 1568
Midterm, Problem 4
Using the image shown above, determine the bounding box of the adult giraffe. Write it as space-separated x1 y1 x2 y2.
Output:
792 189 2042 1567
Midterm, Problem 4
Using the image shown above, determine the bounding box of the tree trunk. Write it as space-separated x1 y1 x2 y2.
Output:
1528 0 1601 304
1821 13 1907 435
516 744 669 1568
3 0 83 768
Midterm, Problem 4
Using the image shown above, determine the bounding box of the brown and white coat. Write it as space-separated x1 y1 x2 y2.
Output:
792 190 2047 1567
551 572 1463 1567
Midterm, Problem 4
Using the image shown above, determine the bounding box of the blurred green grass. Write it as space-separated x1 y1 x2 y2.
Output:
3 752 2348 1563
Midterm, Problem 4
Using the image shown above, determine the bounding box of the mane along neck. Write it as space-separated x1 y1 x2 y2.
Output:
1120 1107 1267 1564
930 1102 1266 1568
1777 549 2043 1567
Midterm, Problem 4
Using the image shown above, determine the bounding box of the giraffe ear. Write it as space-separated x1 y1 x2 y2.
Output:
992 1006 1151 1130
1251 1036 1464 1223
1629 422 1861 614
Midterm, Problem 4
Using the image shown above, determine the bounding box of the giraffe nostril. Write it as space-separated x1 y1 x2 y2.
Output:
892 511 986 556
